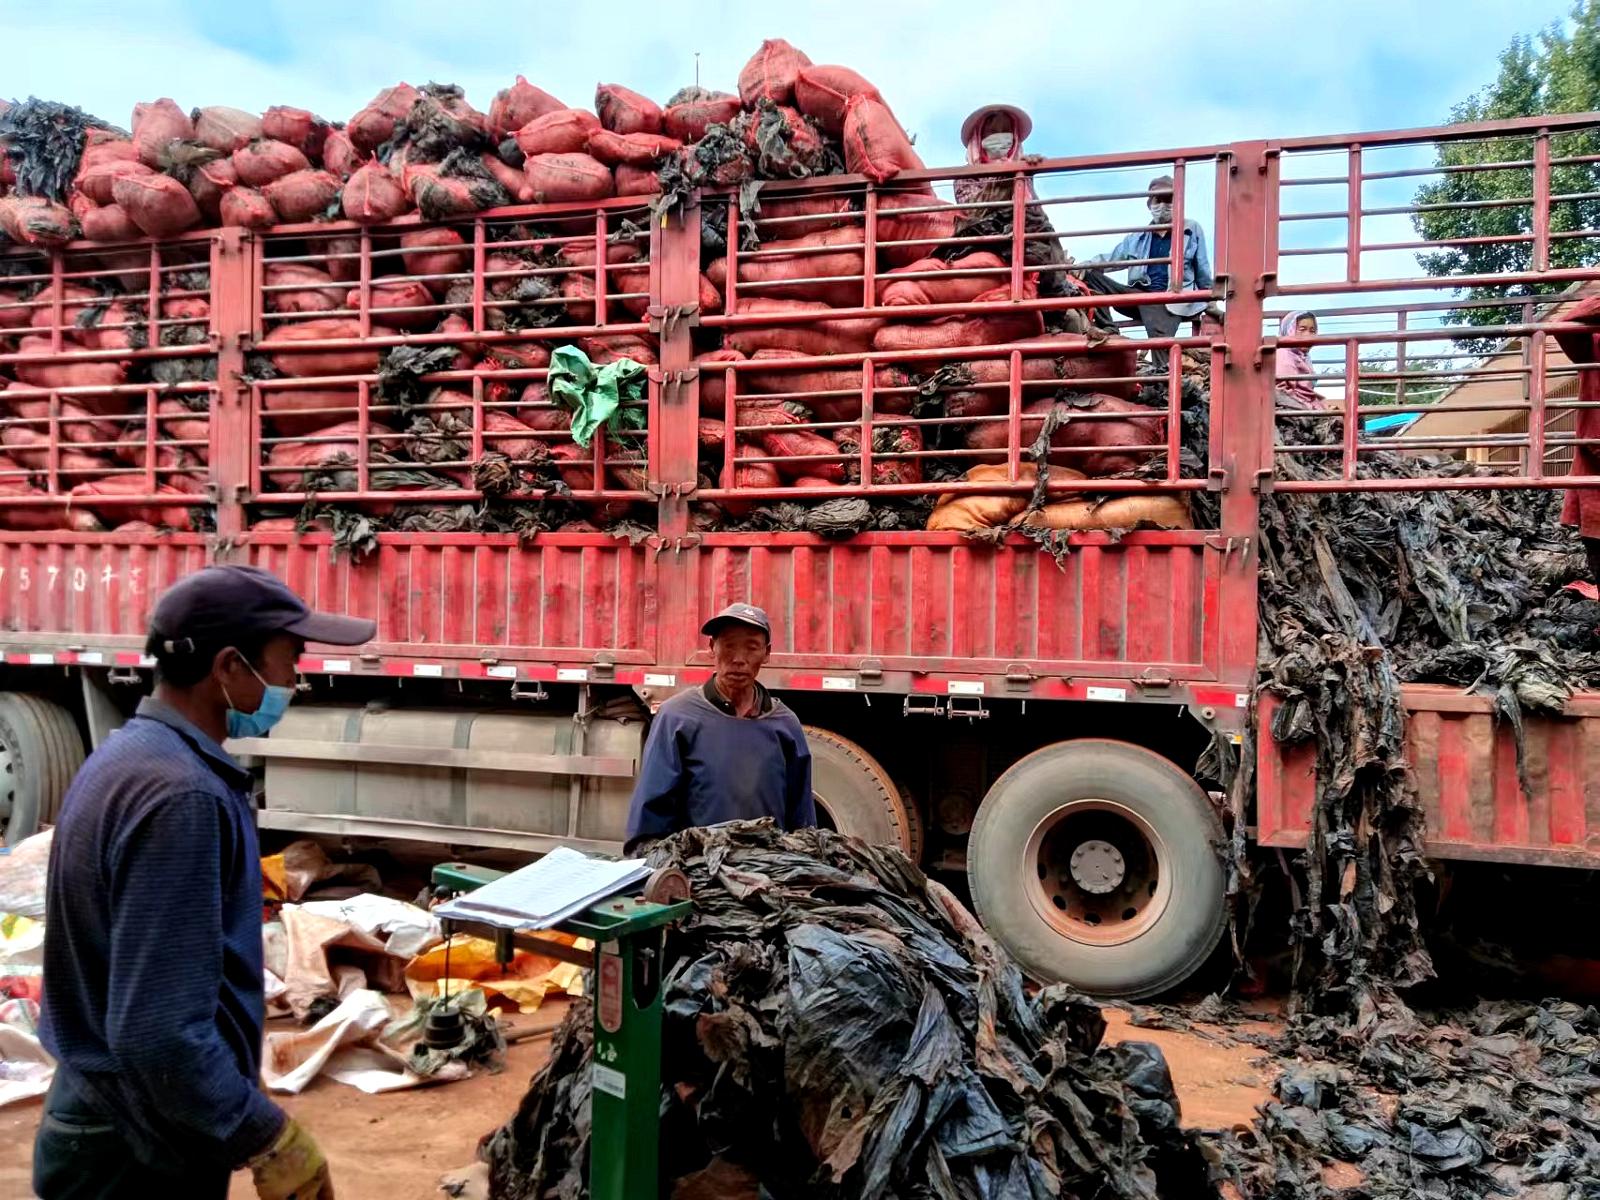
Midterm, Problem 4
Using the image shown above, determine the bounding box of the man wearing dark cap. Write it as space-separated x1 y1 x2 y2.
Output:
35 565 373 1200
624 604 814 853
1075 174 1217 369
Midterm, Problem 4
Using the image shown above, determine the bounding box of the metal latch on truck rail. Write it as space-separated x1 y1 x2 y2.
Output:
647 304 700 338
652 367 698 407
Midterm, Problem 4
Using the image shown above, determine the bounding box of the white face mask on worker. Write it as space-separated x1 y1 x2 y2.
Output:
1150 202 1174 224
981 133 1015 158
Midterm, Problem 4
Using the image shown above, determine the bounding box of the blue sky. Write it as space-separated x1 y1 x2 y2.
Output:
1 0 1574 166
4 0 1583 397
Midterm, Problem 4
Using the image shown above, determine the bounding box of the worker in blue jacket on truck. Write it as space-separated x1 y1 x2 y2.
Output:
625 604 815 853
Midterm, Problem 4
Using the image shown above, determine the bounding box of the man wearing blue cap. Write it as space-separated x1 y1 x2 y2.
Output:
625 604 814 853
35 565 374 1200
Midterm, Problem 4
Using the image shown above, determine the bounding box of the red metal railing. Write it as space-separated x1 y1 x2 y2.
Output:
0 233 216 525
245 199 660 516
1267 112 1600 489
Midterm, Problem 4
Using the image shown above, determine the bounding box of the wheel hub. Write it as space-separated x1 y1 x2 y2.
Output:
0 736 14 824
1069 839 1125 893
1025 799 1169 946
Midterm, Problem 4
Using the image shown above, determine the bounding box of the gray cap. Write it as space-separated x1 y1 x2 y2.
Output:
701 603 771 638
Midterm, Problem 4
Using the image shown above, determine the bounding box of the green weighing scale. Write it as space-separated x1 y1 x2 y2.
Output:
431 861 692 1200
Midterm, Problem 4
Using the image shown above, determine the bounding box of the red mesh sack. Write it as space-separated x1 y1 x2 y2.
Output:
68 478 196 528
109 173 199 237
351 279 435 330
260 320 386 378
754 192 855 239
595 84 663 136
695 349 748 416
794 66 882 136
557 237 642 269
4 397 119 448
0 481 105 531
76 157 153 206
76 298 143 351
400 228 470 291
29 283 99 329
875 192 959 267
261 388 360 438
524 154 615 203
263 419 398 487
481 410 544 461
79 202 140 244
348 84 420 153
578 334 657 366
187 158 238 217
585 129 682 166
265 263 344 314
233 139 310 187
473 152 529 203
878 252 1008 306
740 105 825 175
662 93 742 143
705 225 865 309
613 164 663 196
842 95 922 184
220 185 277 230
0 196 76 247
321 131 361 179
722 298 883 357
263 170 340 222
194 106 264 153
515 110 600 157
11 341 127 393
342 161 409 223
490 76 566 139
262 106 329 158
132 99 194 167
738 39 813 107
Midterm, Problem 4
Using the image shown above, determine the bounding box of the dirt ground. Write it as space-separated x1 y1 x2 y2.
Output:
0 999 1275 1200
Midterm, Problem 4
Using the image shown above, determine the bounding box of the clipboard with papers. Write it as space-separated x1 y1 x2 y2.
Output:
431 845 651 930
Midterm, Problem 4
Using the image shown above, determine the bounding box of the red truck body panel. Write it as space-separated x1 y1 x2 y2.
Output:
4 111 1598 869
1257 688 1600 868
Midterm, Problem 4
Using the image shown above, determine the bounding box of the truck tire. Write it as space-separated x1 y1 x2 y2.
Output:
0 692 87 845
804 726 922 860
967 738 1225 999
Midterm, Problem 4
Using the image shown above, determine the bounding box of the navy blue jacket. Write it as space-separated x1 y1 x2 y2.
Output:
625 680 814 849
40 697 284 1169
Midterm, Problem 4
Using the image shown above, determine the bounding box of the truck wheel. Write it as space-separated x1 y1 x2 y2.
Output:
967 738 1225 999
804 727 922 860
0 693 86 845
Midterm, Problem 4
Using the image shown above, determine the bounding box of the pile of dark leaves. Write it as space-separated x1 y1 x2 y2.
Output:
484 821 1215 1200
1191 995 1600 1199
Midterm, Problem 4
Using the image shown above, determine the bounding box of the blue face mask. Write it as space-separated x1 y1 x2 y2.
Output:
223 657 294 739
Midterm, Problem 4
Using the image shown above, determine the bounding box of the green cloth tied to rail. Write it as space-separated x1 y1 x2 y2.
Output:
548 345 647 449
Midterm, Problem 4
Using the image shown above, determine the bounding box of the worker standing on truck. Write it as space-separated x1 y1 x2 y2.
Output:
1075 175 1217 369
625 604 815 853
35 565 373 1200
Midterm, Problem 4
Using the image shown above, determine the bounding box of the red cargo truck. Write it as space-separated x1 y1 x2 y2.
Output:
2 112 1596 998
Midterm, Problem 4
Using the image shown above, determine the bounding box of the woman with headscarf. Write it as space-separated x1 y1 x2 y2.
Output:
1275 310 1323 408
953 104 1076 312
1550 292 1600 585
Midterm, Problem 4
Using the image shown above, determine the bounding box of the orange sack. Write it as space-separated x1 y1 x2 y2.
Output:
738 39 813 107
722 298 884 358
491 76 566 139
515 109 601 157
842 95 923 184
705 226 865 310
595 84 663 136
524 154 615 203
793 65 882 136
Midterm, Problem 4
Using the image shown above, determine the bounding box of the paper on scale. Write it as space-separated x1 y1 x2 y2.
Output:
433 846 650 930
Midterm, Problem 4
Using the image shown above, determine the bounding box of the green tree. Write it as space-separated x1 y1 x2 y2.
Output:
1413 2 1600 350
